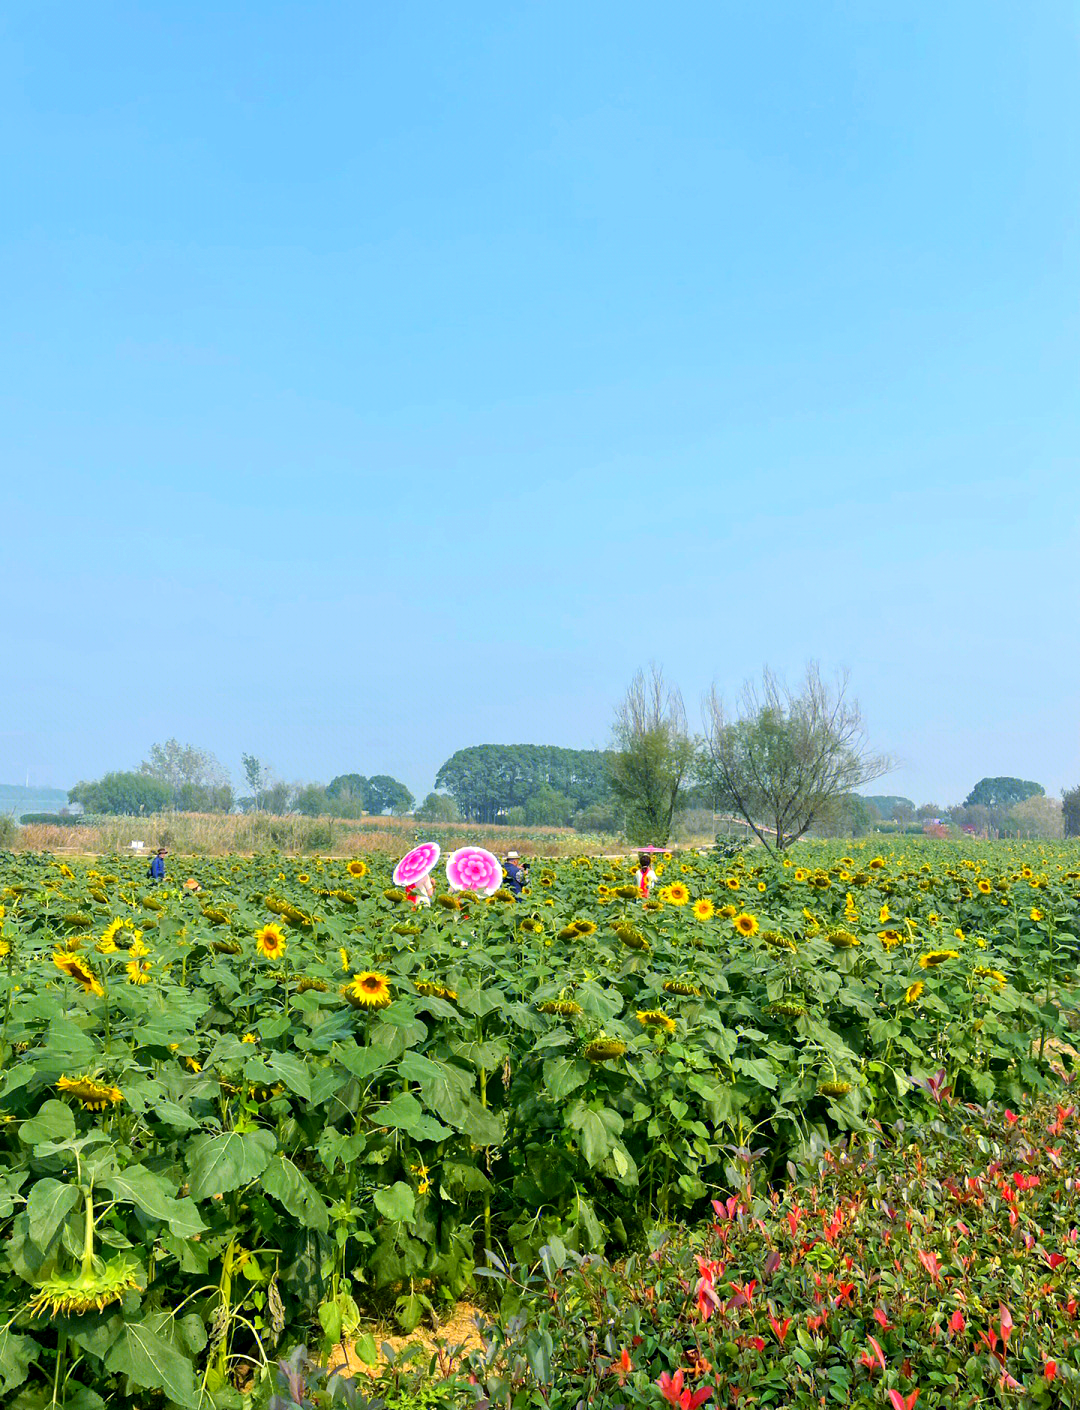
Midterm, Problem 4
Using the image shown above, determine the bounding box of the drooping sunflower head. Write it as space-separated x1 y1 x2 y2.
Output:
826 929 860 950
636 1009 676 1033
414 979 457 1002
55 1074 124 1111
904 981 925 1004
583 1035 627 1063
519 917 544 935
761 929 797 953
817 1080 852 1098
769 1000 807 1019
615 925 649 952
919 949 959 969
27 1257 142 1318
343 971 392 1009
297 976 329 993
538 998 583 1016
347 859 368 879
436 894 462 911
569 919 598 937
254 924 287 959
663 978 701 997
733 913 759 937
642 898 663 914
52 951 104 998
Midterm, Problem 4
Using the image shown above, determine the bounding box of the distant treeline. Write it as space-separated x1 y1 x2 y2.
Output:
433 745 616 827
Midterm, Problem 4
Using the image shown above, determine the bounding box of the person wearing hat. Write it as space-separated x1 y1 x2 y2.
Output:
503 850 527 900
148 847 167 883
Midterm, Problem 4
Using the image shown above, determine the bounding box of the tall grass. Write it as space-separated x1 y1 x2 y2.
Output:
12 812 624 857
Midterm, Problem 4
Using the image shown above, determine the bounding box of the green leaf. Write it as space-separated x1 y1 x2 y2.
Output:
544 1057 589 1101
105 1319 198 1408
26 1178 81 1253
379 1092 450 1140
353 1332 378 1365
20 1100 76 1146
260 1051 311 1100
0 1328 36 1395
261 1156 330 1233
102 1166 206 1239
566 1102 621 1167
186 1129 276 1201
374 1181 415 1223
335 1042 389 1081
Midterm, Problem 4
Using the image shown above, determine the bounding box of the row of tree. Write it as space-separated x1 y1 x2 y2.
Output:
432 745 615 825
67 743 417 819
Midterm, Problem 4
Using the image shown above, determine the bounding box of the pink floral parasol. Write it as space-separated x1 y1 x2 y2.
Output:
445 846 503 896
393 842 441 888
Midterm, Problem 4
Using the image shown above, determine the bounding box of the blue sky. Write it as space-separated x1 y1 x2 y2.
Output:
4 2 1079 807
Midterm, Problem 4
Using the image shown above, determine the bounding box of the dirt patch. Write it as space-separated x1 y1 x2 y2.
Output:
329 1303 486 1379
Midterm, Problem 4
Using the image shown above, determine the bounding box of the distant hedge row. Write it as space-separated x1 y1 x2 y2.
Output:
18 813 82 826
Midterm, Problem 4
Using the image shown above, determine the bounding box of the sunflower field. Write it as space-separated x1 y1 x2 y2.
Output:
1 839 1079 1407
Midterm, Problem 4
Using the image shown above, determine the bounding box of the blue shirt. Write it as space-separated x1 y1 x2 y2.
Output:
504 861 525 896
149 855 165 880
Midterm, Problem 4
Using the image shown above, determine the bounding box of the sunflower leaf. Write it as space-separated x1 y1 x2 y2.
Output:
26 1177 81 1253
186 1130 276 1202
105 1318 198 1407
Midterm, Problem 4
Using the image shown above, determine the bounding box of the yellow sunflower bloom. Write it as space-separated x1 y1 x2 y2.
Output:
52 951 104 998
344 971 392 1009
347 859 368 878
733 913 759 937
692 898 715 921
255 924 287 960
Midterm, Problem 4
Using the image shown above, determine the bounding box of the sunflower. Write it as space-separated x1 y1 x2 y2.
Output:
904 981 925 1004
817 1080 852 1098
1030 907 1045 922
125 959 152 985
725 877 741 891
662 883 690 907
100 917 141 951
570 919 598 936
733 913 759 937
297 976 329 993
298 873 310 884
868 857 886 869
826 930 860 949
642 898 663 913
519 917 544 935
538 998 583 1016
347 860 368 878
616 925 650 951
52 951 104 998
636 1009 676 1033
973 965 1007 985
663 978 701 996
977 879 993 895
255 924 287 960
436 894 462 910
583 1036 627 1062
761 930 797 952
919 949 959 969
55 1075 124 1110
718 903 738 919
27 1257 142 1318
878 904 890 924
343 971 392 1009
769 1000 807 1018
692 898 715 922
878 929 902 950
793 869 808 882
128 936 150 959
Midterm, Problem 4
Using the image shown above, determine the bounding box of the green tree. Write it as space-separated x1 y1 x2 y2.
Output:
1063 785 1080 838
363 775 415 816
294 784 331 816
414 791 459 822
608 666 696 846
963 777 1044 810
523 784 574 827
1009 794 1063 839
435 745 615 823
241 754 266 811
69 772 172 815
326 775 368 810
140 740 231 810
702 663 892 852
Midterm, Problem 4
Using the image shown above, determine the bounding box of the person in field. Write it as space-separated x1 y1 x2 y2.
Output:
148 848 167 882
635 851 657 898
503 851 527 899
405 874 434 907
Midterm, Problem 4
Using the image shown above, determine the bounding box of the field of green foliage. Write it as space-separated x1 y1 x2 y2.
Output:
1 839 1078 1407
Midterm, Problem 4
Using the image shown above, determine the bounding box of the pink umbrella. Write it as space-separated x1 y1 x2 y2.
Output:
446 846 503 896
393 842 441 888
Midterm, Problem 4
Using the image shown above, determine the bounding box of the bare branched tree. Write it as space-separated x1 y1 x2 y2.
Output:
609 665 697 845
702 663 892 851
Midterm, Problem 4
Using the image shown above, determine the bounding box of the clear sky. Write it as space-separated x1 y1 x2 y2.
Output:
4 2 1079 807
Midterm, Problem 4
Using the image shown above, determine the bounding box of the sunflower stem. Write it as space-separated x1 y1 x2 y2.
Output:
81 1183 96 1278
